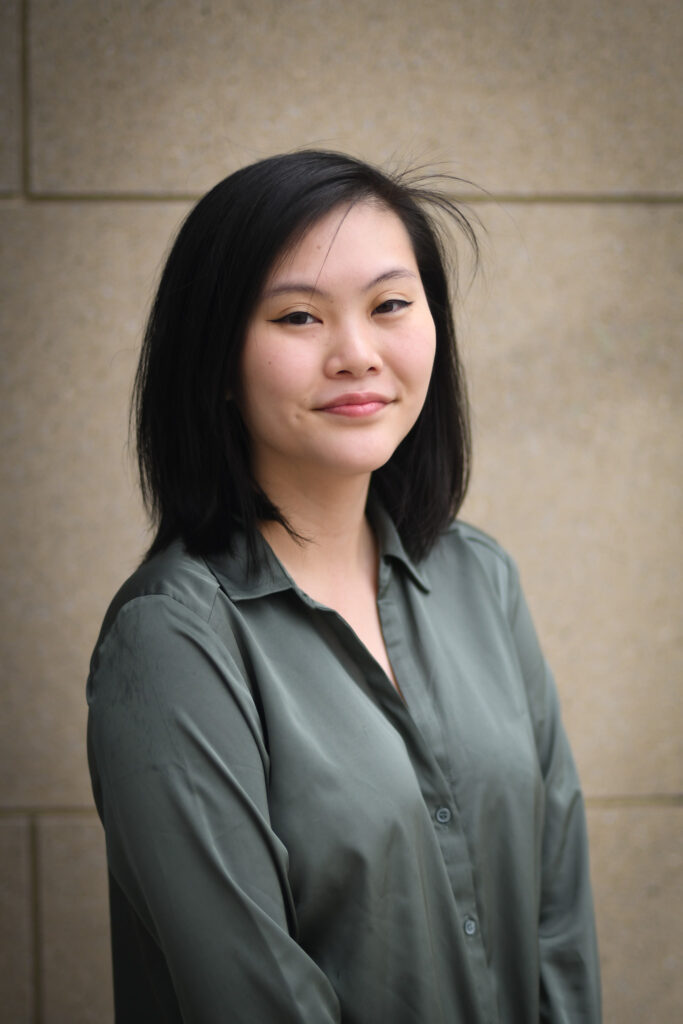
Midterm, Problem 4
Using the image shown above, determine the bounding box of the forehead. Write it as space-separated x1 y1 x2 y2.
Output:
267 201 418 286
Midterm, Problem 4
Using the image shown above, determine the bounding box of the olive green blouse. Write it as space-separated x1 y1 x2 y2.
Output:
87 506 601 1023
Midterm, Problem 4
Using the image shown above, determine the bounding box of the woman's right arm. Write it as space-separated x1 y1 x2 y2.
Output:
87 593 342 1024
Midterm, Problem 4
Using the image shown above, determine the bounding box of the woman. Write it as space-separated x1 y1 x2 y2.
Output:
87 150 601 1023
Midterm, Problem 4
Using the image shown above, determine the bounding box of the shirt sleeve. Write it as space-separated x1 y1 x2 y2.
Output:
87 593 342 1024
506 561 602 1024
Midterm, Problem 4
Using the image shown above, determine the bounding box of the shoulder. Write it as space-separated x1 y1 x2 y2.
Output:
422 519 522 620
95 540 222 647
87 541 253 714
87 542 268 798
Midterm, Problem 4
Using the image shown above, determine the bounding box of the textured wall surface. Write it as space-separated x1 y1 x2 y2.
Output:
1 1 681 1021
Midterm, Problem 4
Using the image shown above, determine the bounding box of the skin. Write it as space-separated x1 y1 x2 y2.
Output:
239 200 437 686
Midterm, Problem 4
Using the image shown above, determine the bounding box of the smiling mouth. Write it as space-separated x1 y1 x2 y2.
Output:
317 393 393 418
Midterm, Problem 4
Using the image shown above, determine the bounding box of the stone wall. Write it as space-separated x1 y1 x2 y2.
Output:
1 2 681 1020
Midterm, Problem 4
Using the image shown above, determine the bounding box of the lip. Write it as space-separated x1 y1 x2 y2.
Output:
316 392 393 418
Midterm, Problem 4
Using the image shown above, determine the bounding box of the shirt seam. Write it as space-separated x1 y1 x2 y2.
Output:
107 586 222 641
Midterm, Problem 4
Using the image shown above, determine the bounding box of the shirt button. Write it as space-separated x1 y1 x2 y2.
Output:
435 806 452 825
463 917 477 937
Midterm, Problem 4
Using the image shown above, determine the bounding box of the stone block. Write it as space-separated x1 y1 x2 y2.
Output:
460 203 683 796
0 0 21 191
0 201 185 806
0 818 33 1023
587 805 682 1022
29 0 683 194
38 814 112 1024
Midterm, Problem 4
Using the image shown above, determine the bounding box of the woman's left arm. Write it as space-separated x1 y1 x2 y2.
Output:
507 560 602 1023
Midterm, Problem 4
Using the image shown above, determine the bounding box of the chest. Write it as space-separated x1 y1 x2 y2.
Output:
295 571 400 689
223 577 542 852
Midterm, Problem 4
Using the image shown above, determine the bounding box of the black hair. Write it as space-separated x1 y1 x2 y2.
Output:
133 149 477 563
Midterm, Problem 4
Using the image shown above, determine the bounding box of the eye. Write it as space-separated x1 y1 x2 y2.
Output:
373 298 413 316
270 311 319 326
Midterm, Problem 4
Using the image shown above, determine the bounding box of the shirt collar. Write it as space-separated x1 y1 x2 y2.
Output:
205 499 430 602
367 499 430 593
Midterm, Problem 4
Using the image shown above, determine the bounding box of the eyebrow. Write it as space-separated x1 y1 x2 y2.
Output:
261 267 418 301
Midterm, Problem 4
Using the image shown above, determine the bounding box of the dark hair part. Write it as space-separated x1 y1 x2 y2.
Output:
133 150 477 563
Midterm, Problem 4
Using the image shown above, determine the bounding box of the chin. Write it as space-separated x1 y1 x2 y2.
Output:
317 447 399 477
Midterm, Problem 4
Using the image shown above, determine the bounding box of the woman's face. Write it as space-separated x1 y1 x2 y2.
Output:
239 201 437 495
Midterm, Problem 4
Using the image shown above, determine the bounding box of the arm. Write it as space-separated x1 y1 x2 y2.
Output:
87 594 342 1024
507 564 602 1023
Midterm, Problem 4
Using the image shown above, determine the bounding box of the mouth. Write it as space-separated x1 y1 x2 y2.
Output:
316 392 393 418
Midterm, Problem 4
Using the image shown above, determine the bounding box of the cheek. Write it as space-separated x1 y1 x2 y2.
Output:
239 346 313 439
239 342 276 436
243 337 316 398
241 345 285 406
400 321 437 391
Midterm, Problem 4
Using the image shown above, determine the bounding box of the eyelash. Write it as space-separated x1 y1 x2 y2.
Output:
271 311 318 326
374 298 412 315
271 299 413 325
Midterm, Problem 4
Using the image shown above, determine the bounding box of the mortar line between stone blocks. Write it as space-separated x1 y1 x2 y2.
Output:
0 805 99 818
1 797 681 818
24 191 198 204
17 191 683 205
20 0 31 197
29 813 43 1024
585 794 683 809
464 193 683 205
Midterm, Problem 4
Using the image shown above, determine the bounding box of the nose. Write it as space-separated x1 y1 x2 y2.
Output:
325 319 382 378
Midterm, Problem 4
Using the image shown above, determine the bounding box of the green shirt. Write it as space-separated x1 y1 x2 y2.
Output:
87 506 601 1023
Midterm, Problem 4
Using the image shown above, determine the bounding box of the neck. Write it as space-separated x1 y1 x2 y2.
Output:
256 469 375 585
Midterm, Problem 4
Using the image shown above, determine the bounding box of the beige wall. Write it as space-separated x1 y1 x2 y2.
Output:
1 1 681 1020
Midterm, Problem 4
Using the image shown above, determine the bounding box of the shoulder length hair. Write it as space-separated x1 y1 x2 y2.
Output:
133 150 477 563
